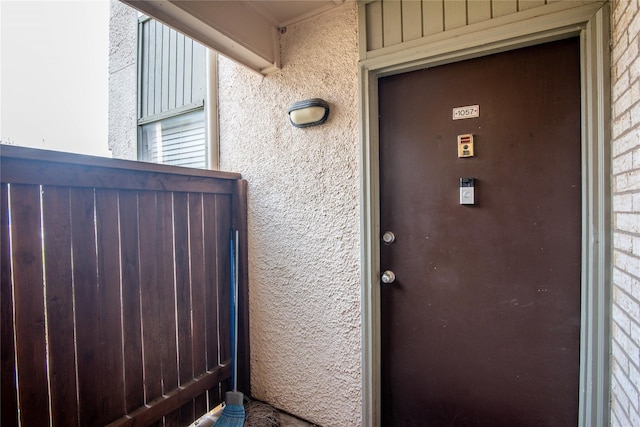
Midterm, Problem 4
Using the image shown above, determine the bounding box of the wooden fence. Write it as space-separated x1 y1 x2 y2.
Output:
0 145 249 427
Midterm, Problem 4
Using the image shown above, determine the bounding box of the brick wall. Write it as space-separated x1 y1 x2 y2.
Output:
611 0 640 426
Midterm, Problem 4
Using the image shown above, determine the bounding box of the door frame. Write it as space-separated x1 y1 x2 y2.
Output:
358 2 611 426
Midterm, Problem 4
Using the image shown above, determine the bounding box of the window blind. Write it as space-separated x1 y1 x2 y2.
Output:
140 109 206 169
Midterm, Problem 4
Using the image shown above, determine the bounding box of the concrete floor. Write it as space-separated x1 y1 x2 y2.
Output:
279 412 316 426
188 402 316 427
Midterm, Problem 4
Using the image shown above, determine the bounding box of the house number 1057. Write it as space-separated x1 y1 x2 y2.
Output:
453 105 480 120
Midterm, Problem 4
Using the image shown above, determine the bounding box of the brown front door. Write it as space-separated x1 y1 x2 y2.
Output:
379 38 581 426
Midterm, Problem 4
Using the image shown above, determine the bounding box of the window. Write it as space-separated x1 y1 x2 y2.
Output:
137 17 214 169
139 107 206 168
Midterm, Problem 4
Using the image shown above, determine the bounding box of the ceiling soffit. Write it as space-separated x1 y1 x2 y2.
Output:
121 0 347 75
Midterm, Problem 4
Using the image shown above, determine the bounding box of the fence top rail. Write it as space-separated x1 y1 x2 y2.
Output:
0 145 242 194
0 145 242 181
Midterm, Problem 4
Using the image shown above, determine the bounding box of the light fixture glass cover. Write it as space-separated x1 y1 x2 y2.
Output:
288 98 330 128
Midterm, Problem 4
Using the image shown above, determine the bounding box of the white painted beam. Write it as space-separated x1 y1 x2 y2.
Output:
122 0 280 75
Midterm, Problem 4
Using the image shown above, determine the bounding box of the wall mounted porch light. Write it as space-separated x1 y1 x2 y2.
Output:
288 98 330 128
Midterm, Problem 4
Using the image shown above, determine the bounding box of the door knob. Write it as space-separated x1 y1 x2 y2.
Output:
381 270 396 284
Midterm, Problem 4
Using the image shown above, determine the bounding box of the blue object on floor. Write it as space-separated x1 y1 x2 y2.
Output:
214 391 245 426
214 231 244 426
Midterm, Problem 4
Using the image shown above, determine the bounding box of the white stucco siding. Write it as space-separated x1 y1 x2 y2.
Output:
108 0 137 160
218 4 361 426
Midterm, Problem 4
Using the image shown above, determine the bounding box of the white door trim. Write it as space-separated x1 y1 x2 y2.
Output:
358 2 611 426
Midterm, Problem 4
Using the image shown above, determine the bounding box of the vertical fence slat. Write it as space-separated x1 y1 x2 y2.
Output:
168 401 195 426
202 194 224 408
96 190 126 424
157 192 178 393
173 193 195 423
71 188 102 426
1 184 18 427
179 403 196 425
164 408 184 427
139 191 163 403
233 181 250 395
194 393 209 421
189 193 206 377
215 194 232 406
42 186 79 427
216 194 232 370
153 191 170 427
203 194 220 373
10 184 49 426
189 193 211 414
175 192 192 383
119 191 144 414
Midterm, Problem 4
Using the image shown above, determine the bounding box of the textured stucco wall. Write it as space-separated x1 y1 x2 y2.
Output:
108 0 137 160
610 0 640 426
218 4 361 426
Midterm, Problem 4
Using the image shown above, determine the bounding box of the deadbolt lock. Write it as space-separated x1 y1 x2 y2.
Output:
381 270 396 284
382 231 396 245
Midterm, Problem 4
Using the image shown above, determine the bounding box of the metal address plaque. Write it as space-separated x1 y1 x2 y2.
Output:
453 105 480 120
